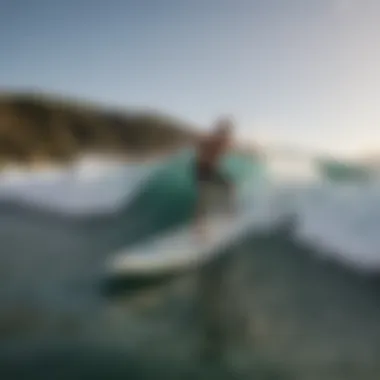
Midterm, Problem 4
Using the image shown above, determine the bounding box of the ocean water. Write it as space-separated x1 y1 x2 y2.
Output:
1 152 380 379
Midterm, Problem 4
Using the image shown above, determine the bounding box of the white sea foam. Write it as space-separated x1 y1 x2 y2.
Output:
1 152 379 271
291 181 380 269
0 155 163 216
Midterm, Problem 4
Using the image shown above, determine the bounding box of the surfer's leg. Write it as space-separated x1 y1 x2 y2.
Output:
213 171 236 215
193 162 212 235
194 181 208 238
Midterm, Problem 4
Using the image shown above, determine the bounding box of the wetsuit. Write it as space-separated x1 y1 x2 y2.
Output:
194 136 230 186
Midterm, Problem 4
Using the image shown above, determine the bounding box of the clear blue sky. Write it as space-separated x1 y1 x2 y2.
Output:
1 0 380 154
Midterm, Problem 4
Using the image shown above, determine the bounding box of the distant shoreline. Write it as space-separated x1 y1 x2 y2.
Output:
0 91 199 167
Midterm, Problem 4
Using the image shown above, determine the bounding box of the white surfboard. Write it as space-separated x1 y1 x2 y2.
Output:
106 211 254 277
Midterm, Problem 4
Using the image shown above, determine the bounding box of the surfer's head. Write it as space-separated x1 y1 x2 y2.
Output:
213 116 234 138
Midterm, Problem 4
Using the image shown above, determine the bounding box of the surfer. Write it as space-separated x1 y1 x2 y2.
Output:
193 117 236 236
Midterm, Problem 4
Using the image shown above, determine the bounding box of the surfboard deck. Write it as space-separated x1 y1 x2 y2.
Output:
106 209 253 278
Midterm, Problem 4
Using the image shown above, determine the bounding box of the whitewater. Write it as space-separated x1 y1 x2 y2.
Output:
0 151 377 270
0 155 162 215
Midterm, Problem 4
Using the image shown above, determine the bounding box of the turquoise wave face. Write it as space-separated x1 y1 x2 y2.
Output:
127 149 265 240
157 149 264 187
316 159 373 182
